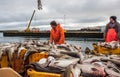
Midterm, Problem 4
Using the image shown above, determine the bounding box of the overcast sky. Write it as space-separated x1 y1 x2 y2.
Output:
0 0 120 30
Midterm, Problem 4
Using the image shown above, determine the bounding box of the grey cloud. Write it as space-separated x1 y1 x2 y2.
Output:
0 0 120 30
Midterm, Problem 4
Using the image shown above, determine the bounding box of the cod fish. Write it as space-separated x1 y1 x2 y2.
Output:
83 55 110 63
17 46 26 58
60 52 80 58
50 58 79 68
23 49 38 65
57 45 72 52
85 47 91 54
106 61 120 73
36 46 50 52
70 64 81 77
101 58 120 66
26 62 65 74
0 46 12 60
0 47 3 61
105 68 120 77
6 47 15 66
77 64 106 77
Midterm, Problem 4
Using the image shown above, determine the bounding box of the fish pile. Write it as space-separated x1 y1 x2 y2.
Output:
0 40 120 77
94 41 120 49
0 40 81 69
70 55 120 77
27 51 120 77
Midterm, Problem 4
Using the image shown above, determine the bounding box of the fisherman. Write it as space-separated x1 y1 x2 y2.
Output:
49 21 65 44
104 16 120 42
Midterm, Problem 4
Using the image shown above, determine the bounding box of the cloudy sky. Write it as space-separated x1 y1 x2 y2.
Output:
0 0 120 30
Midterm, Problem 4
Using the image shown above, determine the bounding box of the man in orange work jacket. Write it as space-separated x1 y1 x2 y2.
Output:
49 21 65 44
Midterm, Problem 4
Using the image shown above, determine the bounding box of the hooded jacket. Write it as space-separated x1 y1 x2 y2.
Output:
50 24 65 44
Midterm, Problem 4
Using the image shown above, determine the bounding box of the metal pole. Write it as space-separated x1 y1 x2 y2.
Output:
64 15 66 26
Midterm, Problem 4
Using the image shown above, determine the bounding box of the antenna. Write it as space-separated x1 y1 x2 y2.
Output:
64 15 66 26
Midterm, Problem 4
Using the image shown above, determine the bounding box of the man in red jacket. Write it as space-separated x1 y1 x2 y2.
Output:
104 16 120 42
49 21 65 44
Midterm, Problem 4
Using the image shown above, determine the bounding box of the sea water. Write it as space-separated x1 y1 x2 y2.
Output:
0 32 103 50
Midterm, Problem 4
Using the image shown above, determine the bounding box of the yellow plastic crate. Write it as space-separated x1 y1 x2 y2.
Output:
111 48 120 55
27 68 61 77
93 44 120 55
0 54 9 68
28 52 48 64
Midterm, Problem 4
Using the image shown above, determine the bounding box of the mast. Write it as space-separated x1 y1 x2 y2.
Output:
25 10 36 32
